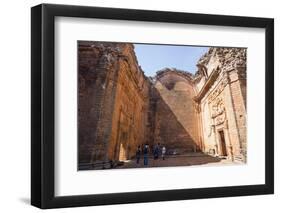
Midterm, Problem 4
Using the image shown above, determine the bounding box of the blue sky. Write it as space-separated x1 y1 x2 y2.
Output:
134 44 209 77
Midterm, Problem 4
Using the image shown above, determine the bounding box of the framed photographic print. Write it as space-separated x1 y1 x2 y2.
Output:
31 3 274 209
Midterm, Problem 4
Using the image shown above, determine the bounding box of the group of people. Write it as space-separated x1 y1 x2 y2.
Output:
135 143 166 166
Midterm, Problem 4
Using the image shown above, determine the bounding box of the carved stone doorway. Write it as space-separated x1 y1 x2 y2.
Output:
218 130 227 156
118 132 127 161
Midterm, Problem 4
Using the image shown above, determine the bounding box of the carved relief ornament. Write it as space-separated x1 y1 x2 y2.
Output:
210 97 226 126
208 76 228 104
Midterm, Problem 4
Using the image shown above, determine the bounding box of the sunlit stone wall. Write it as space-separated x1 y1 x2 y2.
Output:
151 69 201 154
194 48 247 162
78 41 150 169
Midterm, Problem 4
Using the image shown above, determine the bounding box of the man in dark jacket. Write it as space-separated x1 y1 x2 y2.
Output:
136 145 141 164
143 144 149 166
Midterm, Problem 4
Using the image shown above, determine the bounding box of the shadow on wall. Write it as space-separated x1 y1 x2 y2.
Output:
116 84 223 169
151 81 199 154
113 75 223 169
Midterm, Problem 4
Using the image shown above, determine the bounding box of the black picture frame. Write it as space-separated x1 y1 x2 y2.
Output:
31 3 274 209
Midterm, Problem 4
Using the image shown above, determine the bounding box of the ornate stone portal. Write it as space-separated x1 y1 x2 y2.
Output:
78 42 247 170
194 48 247 162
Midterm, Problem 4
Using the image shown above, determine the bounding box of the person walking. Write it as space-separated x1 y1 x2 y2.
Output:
153 144 156 160
162 146 166 160
143 144 149 166
136 145 141 164
153 143 160 160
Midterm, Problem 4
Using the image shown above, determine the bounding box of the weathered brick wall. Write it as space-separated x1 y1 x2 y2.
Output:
152 69 200 154
228 69 247 160
78 42 150 168
107 45 150 161
78 41 120 165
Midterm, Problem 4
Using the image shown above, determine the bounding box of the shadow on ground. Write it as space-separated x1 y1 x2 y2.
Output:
19 197 30 205
114 153 224 169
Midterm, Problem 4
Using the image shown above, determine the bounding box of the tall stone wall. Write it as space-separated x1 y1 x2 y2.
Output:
78 41 121 166
107 44 150 162
152 69 201 154
78 41 150 169
194 47 247 162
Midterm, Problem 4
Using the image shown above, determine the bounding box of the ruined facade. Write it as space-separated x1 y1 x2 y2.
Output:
194 48 247 162
78 41 150 169
78 41 247 169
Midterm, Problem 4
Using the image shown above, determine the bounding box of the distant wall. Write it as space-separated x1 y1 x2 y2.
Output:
152 70 201 154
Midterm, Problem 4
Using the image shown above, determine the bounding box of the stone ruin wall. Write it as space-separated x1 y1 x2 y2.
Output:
107 44 151 162
78 41 150 167
152 69 201 154
78 41 117 166
78 42 247 169
194 47 247 161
